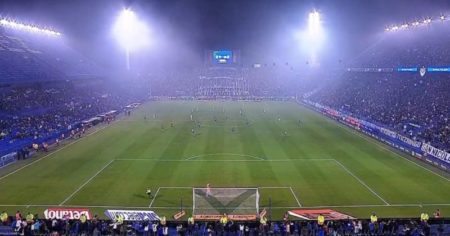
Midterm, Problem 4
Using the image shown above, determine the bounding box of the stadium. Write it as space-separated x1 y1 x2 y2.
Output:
0 0 449 235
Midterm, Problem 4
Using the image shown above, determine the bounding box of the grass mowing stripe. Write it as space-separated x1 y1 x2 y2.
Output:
350 129 450 182
0 124 110 181
301 103 450 182
2 203 450 209
59 159 115 206
115 158 334 162
333 159 390 205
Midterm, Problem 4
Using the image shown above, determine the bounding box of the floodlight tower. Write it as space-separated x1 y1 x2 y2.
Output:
113 9 149 70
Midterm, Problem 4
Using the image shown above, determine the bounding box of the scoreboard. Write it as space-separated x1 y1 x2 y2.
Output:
213 50 233 64
205 50 240 65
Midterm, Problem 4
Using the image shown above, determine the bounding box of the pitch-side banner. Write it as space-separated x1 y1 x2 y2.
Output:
421 143 450 165
288 209 355 220
104 210 160 221
44 208 92 220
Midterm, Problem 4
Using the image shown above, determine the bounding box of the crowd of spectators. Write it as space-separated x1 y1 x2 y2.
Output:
0 79 150 156
308 22 450 152
0 28 102 83
308 72 450 152
1 210 449 235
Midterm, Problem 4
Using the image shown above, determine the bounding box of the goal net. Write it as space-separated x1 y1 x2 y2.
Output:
193 188 259 219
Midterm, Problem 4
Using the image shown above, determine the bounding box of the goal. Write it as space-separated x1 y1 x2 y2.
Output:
193 187 259 219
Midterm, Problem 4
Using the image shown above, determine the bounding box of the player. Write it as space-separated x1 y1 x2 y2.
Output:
170 121 174 128
191 128 195 136
206 183 211 197
190 114 193 121
146 188 153 199
298 119 302 126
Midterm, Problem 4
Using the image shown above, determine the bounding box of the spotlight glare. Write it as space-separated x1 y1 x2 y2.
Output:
113 9 150 52
308 10 321 34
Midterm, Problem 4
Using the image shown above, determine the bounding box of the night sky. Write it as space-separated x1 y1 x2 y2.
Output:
1 0 449 70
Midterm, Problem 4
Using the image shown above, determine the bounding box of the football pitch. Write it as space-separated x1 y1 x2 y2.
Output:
0 101 449 219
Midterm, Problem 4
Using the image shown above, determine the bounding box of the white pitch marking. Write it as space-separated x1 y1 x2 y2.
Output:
59 159 114 206
315 108 450 182
184 153 264 161
1 203 450 209
115 158 334 162
333 159 390 206
289 187 302 207
258 186 291 189
148 187 160 208
349 129 450 182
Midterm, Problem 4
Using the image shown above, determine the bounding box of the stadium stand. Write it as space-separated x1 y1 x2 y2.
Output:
308 22 450 153
0 28 102 82
0 28 149 158
0 211 449 235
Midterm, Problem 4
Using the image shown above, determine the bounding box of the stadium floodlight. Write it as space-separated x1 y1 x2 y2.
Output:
440 15 445 21
113 8 150 70
400 23 409 29
412 21 420 26
423 18 432 24
308 10 322 37
0 18 61 36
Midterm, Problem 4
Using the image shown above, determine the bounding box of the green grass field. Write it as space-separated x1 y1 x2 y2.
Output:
0 101 449 220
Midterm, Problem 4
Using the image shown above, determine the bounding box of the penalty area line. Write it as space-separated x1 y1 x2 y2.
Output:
148 187 161 208
289 187 302 207
333 159 390 206
59 159 114 206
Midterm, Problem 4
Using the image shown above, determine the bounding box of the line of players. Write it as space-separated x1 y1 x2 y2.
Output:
142 107 302 138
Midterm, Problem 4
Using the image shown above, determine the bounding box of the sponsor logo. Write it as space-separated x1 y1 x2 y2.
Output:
173 211 186 220
104 210 159 221
44 208 92 220
288 209 355 220
420 66 426 77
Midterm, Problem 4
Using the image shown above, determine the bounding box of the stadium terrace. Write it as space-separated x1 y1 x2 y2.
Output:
0 1 450 235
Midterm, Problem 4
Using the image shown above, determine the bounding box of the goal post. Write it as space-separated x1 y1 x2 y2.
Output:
192 187 259 220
